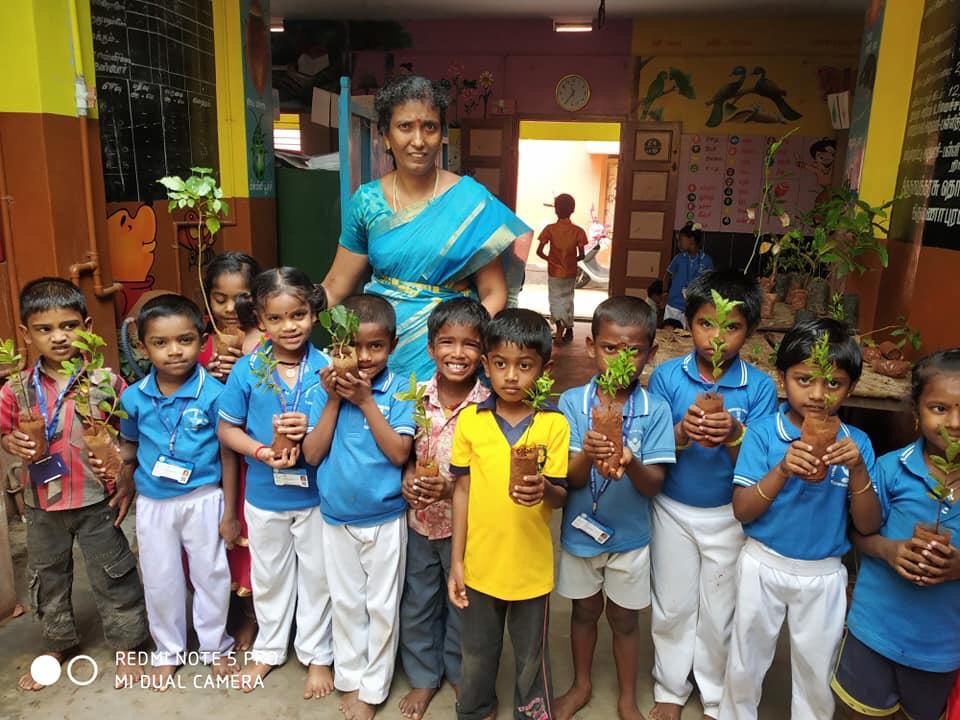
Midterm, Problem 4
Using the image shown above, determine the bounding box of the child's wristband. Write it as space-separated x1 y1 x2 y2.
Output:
725 424 747 447
253 444 269 461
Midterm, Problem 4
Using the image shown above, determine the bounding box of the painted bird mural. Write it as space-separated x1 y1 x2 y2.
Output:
705 65 747 127
750 66 802 121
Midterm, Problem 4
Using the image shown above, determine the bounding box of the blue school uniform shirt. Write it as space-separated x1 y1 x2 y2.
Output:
732 403 877 560
666 251 713 312
308 369 415 527
648 352 777 508
559 379 676 557
218 342 327 512
847 439 960 672
120 364 223 500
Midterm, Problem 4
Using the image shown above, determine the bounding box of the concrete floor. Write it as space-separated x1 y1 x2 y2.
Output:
0 328 801 720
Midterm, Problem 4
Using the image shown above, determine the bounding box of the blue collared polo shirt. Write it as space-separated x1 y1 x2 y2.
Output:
847 439 960 672
559 379 676 557
218 342 328 512
120 364 223 500
309 369 415 527
666 251 713 312
648 352 777 508
732 403 877 560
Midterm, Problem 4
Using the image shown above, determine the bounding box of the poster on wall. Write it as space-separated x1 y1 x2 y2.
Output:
845 0 886 189
241 0 275 197
92 0 219 203
888 0 960 251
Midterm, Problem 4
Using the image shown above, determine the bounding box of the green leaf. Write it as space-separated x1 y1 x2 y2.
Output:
206 217 221 235
157 176 186 191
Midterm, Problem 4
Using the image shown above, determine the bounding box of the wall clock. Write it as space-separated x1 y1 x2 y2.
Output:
555 74 590 112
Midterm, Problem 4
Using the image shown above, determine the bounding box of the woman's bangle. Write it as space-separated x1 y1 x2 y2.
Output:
851 480 873 495
253 444 269 461
726 423 747 447
756 483 774 502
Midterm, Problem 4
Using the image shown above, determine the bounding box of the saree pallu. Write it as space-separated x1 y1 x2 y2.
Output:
356 177 531 379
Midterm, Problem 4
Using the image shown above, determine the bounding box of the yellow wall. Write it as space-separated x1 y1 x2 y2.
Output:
519 121 620 142
212 0 249 199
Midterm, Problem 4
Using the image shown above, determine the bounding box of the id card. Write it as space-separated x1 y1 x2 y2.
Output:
273 469 309 488
151 455 194 484
28 453 67 486
572 513 614 545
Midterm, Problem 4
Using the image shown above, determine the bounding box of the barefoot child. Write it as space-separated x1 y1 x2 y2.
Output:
302 294 416 720
720 318 882 719
833 349 960 720
0 278 148 690
397 298 491 720
536 193 587 343
646 270 776 720
218 268 334 698
119 294 236 687
554 296 676 720
448 308 570 720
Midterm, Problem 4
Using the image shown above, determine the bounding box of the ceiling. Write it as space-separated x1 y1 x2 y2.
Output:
271 0 869 20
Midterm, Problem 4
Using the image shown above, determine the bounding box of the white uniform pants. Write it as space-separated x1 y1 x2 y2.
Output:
719 538 847 720
245 501 333 667
650 494 745 717
324 515 407 705
136 485 233 666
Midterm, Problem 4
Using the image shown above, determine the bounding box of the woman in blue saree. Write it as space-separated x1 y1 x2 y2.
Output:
321 75 531 379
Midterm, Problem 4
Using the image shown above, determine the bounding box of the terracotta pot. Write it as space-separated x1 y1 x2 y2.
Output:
412 457 439 509
271 429 299 457
913 522 952 553
18 411 48 460
799 414 841 482
757 275 775 292
83 427 123 479
806 278 830 315
591 398 624 470
214 329 244 357
874 358 911 378
861 345 882 364
331 346 359 378
695 391 724 448
786 287 808 311
760 292 777 319
509 445 540 503
877 341 903 360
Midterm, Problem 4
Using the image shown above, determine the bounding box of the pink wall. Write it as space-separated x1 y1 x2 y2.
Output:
352 19 633 118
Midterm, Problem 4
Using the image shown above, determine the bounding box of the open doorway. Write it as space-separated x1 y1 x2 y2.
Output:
514 120 620 322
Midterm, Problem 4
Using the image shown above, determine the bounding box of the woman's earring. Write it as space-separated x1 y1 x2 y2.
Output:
914 416 920 432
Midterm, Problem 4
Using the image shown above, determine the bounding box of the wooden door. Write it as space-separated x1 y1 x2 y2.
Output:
458 118 519 210
609 122 681 297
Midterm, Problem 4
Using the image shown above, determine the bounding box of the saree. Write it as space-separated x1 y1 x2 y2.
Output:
340 176 531 379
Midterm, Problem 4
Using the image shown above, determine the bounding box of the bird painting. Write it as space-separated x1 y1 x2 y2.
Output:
749 66 802 121
705 66 747 127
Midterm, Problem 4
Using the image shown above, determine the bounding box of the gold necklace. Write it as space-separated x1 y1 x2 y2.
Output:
393 167 440 211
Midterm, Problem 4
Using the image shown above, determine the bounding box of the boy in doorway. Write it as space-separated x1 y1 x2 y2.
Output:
537 193 588 343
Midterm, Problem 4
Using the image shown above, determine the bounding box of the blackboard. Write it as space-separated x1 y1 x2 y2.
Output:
92 0 219 202
889 0 960 251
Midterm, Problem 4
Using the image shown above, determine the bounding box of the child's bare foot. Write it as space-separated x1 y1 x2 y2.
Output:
554 682 592 720
150 665 179 693
303 663 334 699
648 703 683 720
232 603 258 652
617 695 646 720
17 650 66 691
239 662 273 693
114 652 145 689
339 689 359 714
345 699 376 720
11 604 25 618
212 654 239 678
399 687 438 718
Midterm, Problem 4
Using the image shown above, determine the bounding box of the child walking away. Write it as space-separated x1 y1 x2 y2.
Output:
720 318 881 720
0 278 148 690
217 268 334 699
448 308 570 720
537 193 588 343
119 295 236 688
302 294 416 720
833 349 960 720
396 298 491 720
647 271 776 720
554 296 676 720
663 221 713 329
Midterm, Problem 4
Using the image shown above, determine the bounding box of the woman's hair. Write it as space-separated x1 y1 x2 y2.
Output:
374 74 450 136
911 349 960 405
204 252 261 300
235 267 326 327
678 221 703 247
776 318 862 382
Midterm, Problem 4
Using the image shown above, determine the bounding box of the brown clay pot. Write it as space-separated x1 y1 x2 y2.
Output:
695 391 724 448
799 414 841 482
757 275 775 292
412 457 439 509
760 292 777 319
509 445 540 503
271 430 299 457
214 329 244 357
861 345 882 364
331 346 359 378
591 398 624 470
877 341 903 360
913 522 952 553
83 427 123 479
18 411 48 461
786 287 808 311
874 358 911 379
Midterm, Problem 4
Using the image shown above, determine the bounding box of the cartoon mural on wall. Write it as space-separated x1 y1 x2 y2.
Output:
796 137 837 206
638 66 695 121
242 0 275 196
704 65 802 127
106 205 157 315
177 208 216 268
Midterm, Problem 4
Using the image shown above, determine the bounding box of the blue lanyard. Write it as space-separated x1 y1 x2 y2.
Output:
150 396 192 455
271 355 307 413
587 381 636 514
32 360 78 443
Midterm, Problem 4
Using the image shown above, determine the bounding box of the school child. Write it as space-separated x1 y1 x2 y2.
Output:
720 318 882 720
645 278 667 328
118 294 235 687
447 308 571 720
396 298 491 720
833 349 960 720
536 193 588 342
302 294 416 720
663 221 713 329
553 296 676 720
217 268 333 698
647 270 777 720
0 278 147 690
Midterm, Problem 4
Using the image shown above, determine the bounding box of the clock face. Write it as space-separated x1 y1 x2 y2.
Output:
556 74 590 112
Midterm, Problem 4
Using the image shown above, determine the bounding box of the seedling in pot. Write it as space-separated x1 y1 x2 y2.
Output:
509 371 557 502
250 337 298 456
593 348 639 475
319 305 360 378
913 427 960 549
0 339 47 459
798 332 840 482
695 290 742 447
395 373 438 508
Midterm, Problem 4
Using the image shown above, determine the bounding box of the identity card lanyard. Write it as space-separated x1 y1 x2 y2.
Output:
272 354 307 414
151 396 192 456
587 381 636 514
33 359 79 444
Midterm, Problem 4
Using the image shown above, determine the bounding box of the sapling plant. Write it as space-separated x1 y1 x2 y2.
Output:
692 291 743 447
828 293 845 322
593 348 639 474
0 339 47 458
319 305 360 377
927 427 960 535
394 372 438 480
799 332 841 481
250 337 296 455
509 371 557 501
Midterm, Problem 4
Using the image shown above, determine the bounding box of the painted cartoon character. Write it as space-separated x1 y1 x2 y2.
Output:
250 110 266 181
106 204 157 314
177 208 216 268
797 137 837 206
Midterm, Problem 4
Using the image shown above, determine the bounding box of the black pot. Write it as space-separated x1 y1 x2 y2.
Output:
775 272 794 301
842 293 860 331
794 308 817 324
807 278 830 315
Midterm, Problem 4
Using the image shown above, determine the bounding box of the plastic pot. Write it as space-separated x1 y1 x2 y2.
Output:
806 278 830 315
